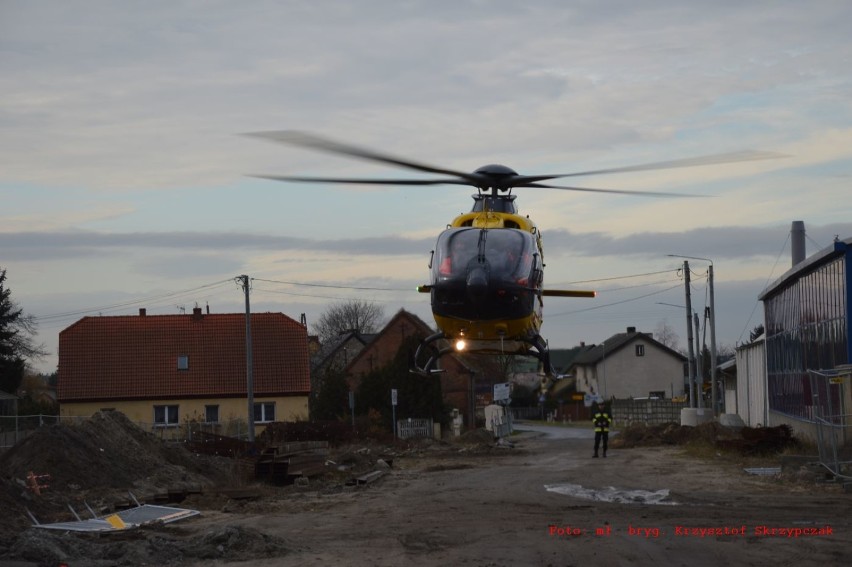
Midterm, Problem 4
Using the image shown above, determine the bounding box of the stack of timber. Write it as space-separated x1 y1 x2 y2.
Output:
255 441 329 485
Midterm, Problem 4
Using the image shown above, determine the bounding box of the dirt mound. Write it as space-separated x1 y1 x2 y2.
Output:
0 411 236 535
0 411 227 492
611 421 796 454
9 524 291 566
455 428 496 446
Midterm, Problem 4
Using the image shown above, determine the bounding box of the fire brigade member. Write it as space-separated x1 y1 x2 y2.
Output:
592 403 612 458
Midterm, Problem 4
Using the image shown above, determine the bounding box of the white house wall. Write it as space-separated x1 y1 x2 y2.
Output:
595 342 685 399
735 340 767 427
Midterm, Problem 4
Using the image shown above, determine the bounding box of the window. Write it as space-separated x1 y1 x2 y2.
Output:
635 344 645 357
154 405 179 427
204 405 220 424
254 402 275 423
177 355 189 370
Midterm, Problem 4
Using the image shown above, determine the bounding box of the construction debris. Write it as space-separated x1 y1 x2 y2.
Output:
32 501 200 532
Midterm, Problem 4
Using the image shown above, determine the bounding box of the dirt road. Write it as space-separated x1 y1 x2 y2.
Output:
178 423 850 567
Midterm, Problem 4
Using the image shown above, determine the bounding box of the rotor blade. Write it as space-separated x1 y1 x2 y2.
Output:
541 290 597 298
524 183 708 198
245 130 483 183
250 174 473 186
539 150 787 180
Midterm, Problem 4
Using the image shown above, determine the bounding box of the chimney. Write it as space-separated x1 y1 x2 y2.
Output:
791 220 806 267
139 308 146 316
626 326 636 334
206 302 210 314
192 306 203 320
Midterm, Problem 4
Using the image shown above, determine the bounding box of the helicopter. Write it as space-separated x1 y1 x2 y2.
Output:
247 131 780 377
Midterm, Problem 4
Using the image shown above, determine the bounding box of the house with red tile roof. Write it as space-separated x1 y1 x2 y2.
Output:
58 307 310 437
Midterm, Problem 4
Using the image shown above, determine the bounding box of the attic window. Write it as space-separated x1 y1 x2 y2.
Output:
635 344 645 357
177 355 189 370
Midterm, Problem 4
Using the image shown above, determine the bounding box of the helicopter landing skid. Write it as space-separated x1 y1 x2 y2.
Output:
410 331 557 378
411 331 451 376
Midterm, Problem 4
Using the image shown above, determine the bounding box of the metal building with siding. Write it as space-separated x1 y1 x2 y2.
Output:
758 236 851 439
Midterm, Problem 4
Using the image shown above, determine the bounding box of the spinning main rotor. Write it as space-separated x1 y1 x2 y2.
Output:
247 130 782 197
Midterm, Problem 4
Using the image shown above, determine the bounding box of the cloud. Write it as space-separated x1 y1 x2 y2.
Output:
0 229 435 260
4 222 849 265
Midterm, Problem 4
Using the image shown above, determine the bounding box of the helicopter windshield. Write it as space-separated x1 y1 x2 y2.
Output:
433 228 535 284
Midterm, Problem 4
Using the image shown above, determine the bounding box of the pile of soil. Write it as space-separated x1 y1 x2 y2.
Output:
611 421 798 454
0 411 236 533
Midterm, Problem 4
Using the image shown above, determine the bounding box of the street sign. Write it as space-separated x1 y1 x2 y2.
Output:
391 388 398 406
493 382 511 402
583 393 603 407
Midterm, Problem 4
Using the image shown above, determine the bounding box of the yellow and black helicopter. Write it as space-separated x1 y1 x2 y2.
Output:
248 131 777 376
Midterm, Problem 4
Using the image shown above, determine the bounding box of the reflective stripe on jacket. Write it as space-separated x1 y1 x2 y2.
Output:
592 411 612 432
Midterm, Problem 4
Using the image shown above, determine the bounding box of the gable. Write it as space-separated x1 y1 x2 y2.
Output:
58 311 310 402
347 309 435 376
572 331 686 367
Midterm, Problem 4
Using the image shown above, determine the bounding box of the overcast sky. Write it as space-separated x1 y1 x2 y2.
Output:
2 0 851 373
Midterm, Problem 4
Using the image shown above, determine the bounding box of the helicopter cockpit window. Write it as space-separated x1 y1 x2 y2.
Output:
434 228 535 285
482 230 535 283
436 229 479 277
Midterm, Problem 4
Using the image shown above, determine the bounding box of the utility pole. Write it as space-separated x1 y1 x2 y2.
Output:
694 311 703 409
239 274 255 443
683 261 697 408
708 264 718 416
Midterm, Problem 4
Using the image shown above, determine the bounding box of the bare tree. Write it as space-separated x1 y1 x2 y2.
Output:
312 300 385 345
654 320 680 351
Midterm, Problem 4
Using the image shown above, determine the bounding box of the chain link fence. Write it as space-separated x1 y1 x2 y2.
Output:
808 368 852 480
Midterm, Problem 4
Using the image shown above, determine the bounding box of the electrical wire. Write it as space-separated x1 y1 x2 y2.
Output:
736 231 792 343
548 283 683 318
252 277 410 292
32 279 235 323
560 269 676 285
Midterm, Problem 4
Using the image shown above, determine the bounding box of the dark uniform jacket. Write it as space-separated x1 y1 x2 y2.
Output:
592 410 612 432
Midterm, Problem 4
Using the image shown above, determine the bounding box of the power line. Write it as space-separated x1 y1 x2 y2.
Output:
736 230 792 343
548 283 683 318
251 286 406 304
560 269 676 285
252 277 411 292
33 279 235 323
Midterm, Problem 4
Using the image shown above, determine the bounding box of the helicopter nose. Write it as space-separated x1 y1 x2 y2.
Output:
466 267 488 302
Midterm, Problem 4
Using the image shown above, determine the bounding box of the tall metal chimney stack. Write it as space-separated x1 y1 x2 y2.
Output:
791 220 806 266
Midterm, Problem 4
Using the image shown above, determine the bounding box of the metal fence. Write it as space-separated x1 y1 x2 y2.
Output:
396 418 434 439
611 399 688 425
509 406 545 420
0 414 66 451
808 369 852 480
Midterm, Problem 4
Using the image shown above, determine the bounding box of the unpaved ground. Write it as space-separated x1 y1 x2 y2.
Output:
178 425 850 567
1 418 850 566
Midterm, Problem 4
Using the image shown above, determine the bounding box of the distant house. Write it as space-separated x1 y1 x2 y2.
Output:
311 330 375 378
546 345 595 396
344 309 485 429
568 327 687 400
58 307 310 436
